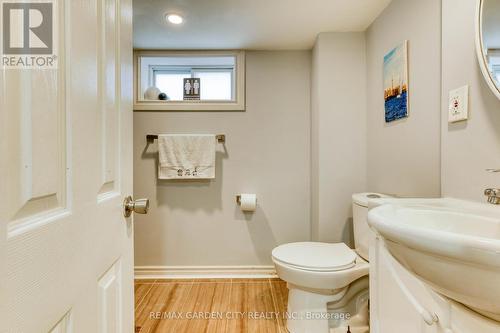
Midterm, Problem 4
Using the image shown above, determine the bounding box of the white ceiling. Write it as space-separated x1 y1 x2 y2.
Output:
133 0 392 50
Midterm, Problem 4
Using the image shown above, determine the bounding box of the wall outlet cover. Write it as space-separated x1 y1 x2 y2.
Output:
448 85 469 123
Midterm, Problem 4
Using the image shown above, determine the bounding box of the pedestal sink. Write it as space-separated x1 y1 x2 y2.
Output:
367 198 500 321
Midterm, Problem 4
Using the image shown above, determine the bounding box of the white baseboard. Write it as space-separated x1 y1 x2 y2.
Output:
134 265 277 280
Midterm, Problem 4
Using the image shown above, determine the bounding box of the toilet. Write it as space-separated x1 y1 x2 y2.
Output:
272 193 391 333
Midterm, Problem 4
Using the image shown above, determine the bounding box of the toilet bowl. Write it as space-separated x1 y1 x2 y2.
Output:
272 193 392 333
273 242 369 333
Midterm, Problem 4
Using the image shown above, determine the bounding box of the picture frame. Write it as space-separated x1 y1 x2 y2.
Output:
383 41 409 122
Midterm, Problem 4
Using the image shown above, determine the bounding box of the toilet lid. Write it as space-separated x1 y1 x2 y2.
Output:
272 242 357 272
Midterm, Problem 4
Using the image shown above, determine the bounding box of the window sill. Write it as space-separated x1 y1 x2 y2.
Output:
133 100 245 111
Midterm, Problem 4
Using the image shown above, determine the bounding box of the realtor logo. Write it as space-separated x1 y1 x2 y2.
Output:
1 0 57 68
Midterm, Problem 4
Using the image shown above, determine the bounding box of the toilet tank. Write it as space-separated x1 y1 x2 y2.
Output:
352 193 392 261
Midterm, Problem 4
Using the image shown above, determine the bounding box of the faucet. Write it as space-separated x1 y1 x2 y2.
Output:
485 169 500 204
484 188 500 204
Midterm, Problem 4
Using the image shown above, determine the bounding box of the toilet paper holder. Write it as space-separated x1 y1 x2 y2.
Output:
236 195 257 205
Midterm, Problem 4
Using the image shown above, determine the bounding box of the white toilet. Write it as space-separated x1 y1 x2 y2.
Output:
272 193 391 333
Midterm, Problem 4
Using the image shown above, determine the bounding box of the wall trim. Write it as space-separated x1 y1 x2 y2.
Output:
135 265 277 279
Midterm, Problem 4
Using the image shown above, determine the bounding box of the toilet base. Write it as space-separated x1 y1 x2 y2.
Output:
286 284 348 333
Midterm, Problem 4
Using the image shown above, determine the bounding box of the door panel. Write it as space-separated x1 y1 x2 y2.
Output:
49 312 72 333
98 260 123 333
0 0 133 332
2 9 67 236
98 0 120 197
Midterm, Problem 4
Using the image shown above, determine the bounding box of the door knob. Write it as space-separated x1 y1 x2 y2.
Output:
123 196 149 217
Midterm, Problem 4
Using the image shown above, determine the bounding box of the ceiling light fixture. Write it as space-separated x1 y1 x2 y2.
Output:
166 13 183 25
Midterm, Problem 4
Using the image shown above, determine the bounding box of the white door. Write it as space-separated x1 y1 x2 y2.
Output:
0 0 135 332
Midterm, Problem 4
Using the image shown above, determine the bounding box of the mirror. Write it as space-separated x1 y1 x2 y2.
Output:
477 0 500 100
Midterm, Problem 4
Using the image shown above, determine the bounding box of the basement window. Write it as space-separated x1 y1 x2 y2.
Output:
153 68 233 101
134 51 245 111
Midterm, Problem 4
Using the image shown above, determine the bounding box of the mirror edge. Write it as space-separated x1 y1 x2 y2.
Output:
475 0 500 100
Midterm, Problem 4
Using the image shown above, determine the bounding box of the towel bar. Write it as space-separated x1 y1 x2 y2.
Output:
146 134 225 144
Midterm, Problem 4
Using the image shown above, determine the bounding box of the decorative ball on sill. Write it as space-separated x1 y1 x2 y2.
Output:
144 86 161 100
158 92 168 100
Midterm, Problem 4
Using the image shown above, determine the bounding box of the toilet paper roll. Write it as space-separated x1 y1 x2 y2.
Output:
239 194 257 212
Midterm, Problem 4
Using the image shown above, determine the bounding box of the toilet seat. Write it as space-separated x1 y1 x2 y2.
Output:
272 242 357 272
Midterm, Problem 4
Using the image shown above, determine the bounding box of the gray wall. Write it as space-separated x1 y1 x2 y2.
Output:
441 0 500 201
133 51 311 267
133 0 500 269
311 32 367 245
365 0 442 198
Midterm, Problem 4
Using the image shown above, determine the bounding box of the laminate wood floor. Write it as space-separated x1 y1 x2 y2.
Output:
135 278 289 333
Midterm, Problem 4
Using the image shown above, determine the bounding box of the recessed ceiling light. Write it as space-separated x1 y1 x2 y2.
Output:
166 13 183 25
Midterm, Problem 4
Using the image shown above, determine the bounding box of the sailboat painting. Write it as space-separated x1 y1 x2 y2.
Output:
383 41 409 122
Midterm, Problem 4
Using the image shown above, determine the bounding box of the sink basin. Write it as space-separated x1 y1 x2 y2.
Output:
368 198 500 320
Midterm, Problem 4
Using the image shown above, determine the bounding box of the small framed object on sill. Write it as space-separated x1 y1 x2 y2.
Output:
133 50 245 111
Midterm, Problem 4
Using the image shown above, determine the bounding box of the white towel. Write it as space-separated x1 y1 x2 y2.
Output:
157 134 216 179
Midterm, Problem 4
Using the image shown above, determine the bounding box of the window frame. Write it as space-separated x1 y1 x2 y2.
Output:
134 50 245 111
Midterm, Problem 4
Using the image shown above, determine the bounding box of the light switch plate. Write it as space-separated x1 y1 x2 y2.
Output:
448 85 469 123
